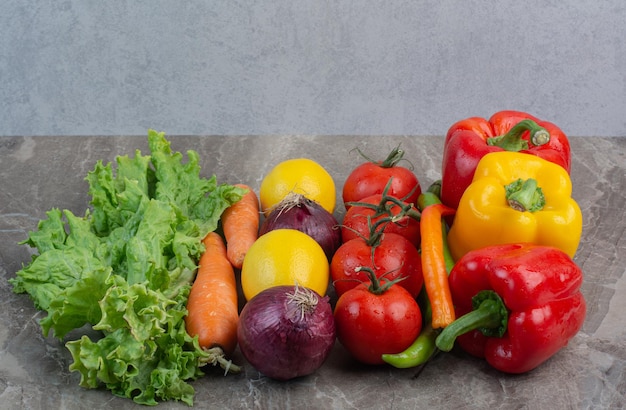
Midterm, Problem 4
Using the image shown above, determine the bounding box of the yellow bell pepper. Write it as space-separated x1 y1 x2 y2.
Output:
447 151 582 260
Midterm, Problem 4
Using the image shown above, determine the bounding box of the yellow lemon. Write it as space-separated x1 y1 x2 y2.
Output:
241 229 329 301
259 158 336 215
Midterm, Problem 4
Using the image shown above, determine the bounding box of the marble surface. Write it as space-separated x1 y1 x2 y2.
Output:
0 134 624 409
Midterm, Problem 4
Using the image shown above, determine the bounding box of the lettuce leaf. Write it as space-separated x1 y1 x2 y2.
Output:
66 279 207 406
10 130 245 406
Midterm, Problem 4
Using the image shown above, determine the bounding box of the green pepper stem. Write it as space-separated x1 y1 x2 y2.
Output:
426 180 442 197
505 178 545 212
487 119 550 151
435 290 508 352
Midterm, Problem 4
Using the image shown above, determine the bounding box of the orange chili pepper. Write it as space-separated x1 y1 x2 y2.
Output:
420 203 456 329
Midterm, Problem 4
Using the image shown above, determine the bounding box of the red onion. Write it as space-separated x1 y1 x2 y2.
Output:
259 193 342 260
237 285 336 381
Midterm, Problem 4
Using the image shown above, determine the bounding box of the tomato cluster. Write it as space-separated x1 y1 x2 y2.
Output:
330 147 425 364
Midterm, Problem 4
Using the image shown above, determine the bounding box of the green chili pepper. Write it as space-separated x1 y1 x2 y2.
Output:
381 182 455 371
381 323 439 369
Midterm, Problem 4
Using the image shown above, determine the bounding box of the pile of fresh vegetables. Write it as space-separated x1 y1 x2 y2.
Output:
330 110 584 373
10 110 587 406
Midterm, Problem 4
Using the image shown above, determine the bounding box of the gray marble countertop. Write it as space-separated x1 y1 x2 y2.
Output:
1 135 624 409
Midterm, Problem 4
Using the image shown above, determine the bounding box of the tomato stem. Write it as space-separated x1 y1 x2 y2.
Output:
356 266 404 294
353 144 409 169
364 215 390 247
346 178 422 223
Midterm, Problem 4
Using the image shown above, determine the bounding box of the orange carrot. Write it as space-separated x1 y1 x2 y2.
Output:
221 184 260 269
185 232 240 373
420 203 457 329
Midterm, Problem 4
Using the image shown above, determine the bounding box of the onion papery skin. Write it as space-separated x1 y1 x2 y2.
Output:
259 193 342 261
237 285 336 381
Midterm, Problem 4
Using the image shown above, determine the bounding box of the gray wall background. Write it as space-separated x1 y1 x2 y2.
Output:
2 1 625 137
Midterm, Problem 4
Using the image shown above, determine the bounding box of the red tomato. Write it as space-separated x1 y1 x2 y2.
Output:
342 156 422 207
341 193 421 247
330 232 423 298
334 282 422 365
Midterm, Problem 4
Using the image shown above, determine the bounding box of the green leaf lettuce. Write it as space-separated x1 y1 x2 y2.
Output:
10 130 245 406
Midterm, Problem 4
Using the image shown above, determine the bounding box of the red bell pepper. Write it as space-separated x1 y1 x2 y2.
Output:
440 110 571 209
435 243 586 374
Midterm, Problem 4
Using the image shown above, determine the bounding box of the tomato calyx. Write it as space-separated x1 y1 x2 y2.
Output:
340 206 395 248
355 211 415 269
357 266 406 295
365 217 391 246
342 146 422 207
353 144 413 169
345 179 422 222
